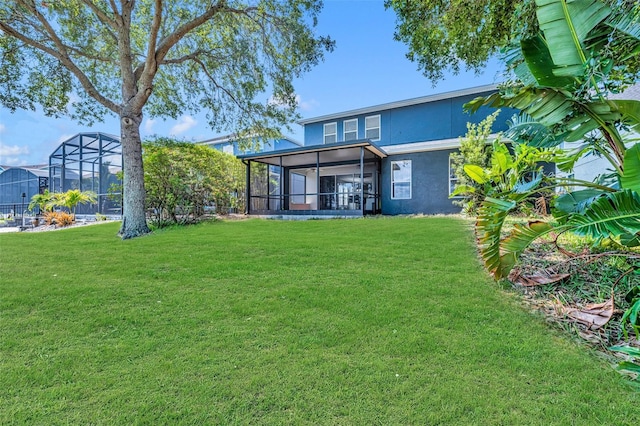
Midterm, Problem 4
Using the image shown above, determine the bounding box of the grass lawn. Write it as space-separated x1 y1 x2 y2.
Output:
1 217 638 424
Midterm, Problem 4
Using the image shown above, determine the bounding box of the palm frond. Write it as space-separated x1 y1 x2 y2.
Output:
476 197 516 279
621 143 640 193
567 189 640 240
505 113 566 147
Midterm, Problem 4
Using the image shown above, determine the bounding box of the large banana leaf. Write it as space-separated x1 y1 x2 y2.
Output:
567 189 640 239
520 35 575 88
621 143 640 192
476 197 516 279
500 221 554 278
505 113 568 147
535 0 611 77
553 188 607 223
609 100 640 133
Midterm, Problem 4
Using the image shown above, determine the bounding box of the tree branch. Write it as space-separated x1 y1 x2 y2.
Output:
78 0 118 29
0 7 119 113
194 57 249 117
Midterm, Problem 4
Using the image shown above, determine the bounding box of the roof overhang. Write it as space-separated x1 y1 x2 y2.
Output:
297 84 498 125
238 140 387 167
383 134 502 155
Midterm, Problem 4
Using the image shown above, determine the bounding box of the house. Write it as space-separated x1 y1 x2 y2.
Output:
560 83 640 183
238 84 515 216
198 135 302 156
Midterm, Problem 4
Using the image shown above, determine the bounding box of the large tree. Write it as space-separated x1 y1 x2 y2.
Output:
0 0 333 238
385 0 639 83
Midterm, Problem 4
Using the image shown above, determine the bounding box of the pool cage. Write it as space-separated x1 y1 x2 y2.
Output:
49 133 122 215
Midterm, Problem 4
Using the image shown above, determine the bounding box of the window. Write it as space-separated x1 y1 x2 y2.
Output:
344 119 358 141
391 160 411 199
222 144 234 155
449 154 460 197
290 173 306 204
324 122 337 144
365 115 380 140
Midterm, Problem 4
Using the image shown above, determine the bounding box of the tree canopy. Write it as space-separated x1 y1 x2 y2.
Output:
385 0 639 84
0 0 333 238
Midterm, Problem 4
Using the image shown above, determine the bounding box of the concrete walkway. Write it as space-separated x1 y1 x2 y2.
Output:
0 227 20 233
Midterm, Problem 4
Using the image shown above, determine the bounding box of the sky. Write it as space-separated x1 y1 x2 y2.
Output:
0 0 503 167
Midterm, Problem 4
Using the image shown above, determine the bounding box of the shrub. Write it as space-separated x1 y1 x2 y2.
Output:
42 211 75 227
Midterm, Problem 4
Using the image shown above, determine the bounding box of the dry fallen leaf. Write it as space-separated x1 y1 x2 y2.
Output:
509 269 570 287
564 295 615 330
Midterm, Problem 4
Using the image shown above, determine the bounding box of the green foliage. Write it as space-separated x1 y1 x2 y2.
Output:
449 111 497 214
28 190 54 214
57 189 98 216
385 0 638 84
143 138 244 225
621 285 640 339
463 0 640 280
0 0 334 238
609 345 640 389
385 0 536 83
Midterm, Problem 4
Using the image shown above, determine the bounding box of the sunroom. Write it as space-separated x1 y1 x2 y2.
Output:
238 140 387 216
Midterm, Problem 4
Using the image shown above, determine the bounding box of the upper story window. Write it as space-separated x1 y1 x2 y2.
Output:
344 119 358 141
391 160 411 199
324 122 337 144
222 144 234 155
365 115 380 141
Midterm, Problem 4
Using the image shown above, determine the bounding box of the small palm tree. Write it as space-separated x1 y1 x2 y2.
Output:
57 189 98 218
28 190 54 216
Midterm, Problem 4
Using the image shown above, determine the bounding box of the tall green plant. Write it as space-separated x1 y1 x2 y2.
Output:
464 0 640 279
143 138 245 225
450 111 498 214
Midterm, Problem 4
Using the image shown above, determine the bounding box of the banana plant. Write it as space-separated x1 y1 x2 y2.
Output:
463 0 640 279
467 0 640 173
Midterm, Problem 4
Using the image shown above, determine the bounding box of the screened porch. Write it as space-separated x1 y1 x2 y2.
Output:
238 140 387 216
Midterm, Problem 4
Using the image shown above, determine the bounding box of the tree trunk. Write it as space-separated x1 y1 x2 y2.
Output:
119 112 151 239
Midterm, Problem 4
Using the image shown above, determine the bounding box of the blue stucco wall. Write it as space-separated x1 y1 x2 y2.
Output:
381 150 460 215
303 91 514 147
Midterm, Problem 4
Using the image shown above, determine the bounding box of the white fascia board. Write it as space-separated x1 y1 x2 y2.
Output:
297 84 499 125
382 134 502 155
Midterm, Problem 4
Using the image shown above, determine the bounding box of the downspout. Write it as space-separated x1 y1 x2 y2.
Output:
360 146 364 216
243 160 250 215
279 156 283 211
316 152 320 210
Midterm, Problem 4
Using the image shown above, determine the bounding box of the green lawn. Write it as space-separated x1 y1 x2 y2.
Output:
1 218 637 424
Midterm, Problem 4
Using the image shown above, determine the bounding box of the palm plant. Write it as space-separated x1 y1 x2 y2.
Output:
464 0 640 279
28 190 54 215
55 189 98 218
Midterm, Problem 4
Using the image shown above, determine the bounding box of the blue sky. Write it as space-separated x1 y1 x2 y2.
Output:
0 0 502 167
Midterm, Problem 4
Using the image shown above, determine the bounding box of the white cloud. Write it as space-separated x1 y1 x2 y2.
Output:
3 156 28 166
170 115 197 136
144 118 156 134
296 94 318 112
268 94 317 112
0 144 30 166
56 134 75 144
0 144 30 157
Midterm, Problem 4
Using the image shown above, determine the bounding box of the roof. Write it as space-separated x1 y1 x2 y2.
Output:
237 139 387 167
0 166 49 177
297 84 499 125
197 134 303 147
